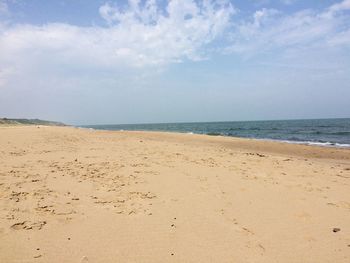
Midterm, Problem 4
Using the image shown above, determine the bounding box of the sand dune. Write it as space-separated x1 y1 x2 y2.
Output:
0 125 349 262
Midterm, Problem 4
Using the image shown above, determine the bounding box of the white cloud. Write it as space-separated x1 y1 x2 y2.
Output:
1 0 349 77
0 0 349 93
227 0 350 55
328 0 350 13
0 0 234 75
253 8 280 27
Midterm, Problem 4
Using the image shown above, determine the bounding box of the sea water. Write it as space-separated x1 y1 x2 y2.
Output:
84 118 350 148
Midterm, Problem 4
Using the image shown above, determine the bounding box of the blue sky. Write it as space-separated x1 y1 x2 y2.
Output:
0 0 349 125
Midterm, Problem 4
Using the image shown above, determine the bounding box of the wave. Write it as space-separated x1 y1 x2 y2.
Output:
278 140 350 148
208 133 350 148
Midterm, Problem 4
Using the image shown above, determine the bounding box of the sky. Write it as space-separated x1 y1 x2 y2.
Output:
0 0 349 125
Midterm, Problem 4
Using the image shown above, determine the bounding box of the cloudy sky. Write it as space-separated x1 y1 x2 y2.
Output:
0 0 349 125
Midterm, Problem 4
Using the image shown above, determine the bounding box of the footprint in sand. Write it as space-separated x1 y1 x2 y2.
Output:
11 220 46 230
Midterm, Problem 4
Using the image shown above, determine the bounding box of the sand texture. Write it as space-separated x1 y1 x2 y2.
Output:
0 125 350 262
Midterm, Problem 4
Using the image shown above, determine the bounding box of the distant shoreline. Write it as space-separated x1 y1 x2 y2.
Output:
83 126 350 149
82 118 350 149
70 127 350 161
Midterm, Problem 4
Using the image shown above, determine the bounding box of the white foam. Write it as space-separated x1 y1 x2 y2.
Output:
279 140 350 148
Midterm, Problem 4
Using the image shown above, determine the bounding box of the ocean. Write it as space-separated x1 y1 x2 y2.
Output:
83 118 350 148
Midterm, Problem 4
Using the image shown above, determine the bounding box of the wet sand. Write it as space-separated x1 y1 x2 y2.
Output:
0 125 349 262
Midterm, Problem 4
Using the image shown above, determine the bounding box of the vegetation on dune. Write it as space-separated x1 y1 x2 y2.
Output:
0 118 66 126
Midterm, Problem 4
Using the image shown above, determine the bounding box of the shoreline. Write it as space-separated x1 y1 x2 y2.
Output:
81 126 350 149
77 126 350 161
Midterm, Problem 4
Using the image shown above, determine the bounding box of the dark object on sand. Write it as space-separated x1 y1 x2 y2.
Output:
333 228 341 233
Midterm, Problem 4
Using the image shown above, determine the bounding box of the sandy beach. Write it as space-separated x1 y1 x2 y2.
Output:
0 125 349 263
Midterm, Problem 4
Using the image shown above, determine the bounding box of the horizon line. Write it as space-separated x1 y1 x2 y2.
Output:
78 117 350 127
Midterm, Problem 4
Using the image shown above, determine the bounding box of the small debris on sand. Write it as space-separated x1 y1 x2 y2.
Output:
333 228 341 233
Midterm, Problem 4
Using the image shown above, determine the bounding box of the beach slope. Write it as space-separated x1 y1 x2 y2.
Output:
0 126 349 262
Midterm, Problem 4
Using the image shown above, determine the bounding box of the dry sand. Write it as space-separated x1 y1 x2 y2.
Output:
0 125 349 263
